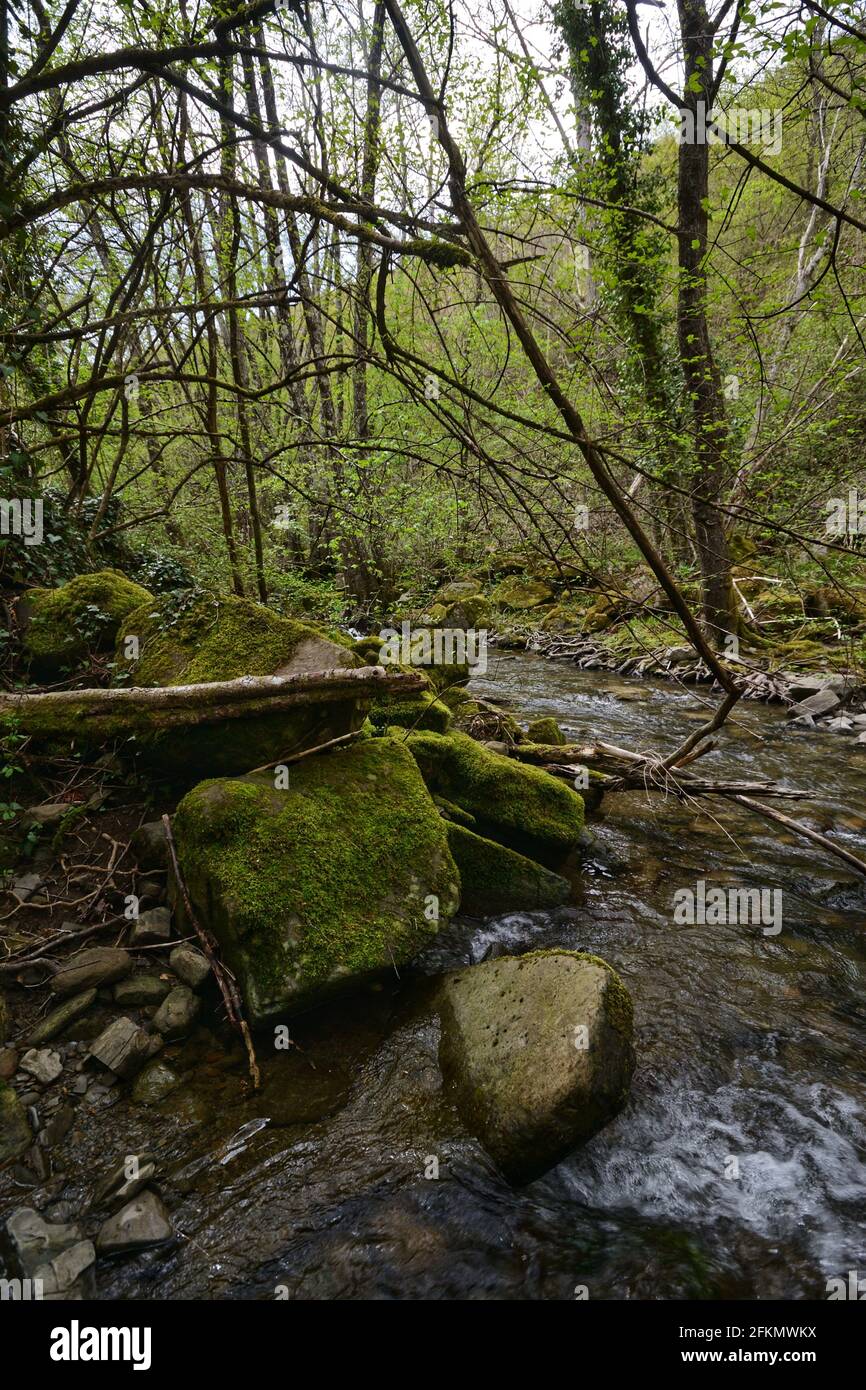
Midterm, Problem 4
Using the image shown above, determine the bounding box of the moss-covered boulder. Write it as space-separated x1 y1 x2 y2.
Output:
526 717 566 745
441 595 492 631
491 576 554 610
446 823 570 913
115 593 363 781
404 729 584 863
434 579 482 605
368 688 452 733
172 737 461 1026
20 570 153 673
438 950 635 1184
352 636 456 730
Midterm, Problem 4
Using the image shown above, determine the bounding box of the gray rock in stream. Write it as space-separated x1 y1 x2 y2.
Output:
783 672 854 701
438 950 635 1184
92 1151 158 1209
96 1190 172 1254
788 688 841 719
5 1207 96 1298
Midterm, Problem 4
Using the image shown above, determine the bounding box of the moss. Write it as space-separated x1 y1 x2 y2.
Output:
111 593 364 782
118 592 333 686
440 595 492 631
446 822 571 912
439 685 477 713
433 795 476 827
369 690 452 733
491 575 554 610
22 569 153 670
173 736 461 1025
434 579 482 604
526 717 566 745
404 728 584 862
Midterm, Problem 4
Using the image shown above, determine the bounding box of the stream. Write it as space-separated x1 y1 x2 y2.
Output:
47 652 866 1300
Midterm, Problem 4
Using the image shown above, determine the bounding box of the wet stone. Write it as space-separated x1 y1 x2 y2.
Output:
114 974 171 1008
96 1189 173 1254
152 985 199 1040
169 944 210 991
128 906 172 946
26 989 97 1047
50 947 131 997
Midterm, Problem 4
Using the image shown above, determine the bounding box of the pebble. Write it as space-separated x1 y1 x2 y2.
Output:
169 944 211 991
19 1048 63 1085
152 985 200 1040
128 906 173 946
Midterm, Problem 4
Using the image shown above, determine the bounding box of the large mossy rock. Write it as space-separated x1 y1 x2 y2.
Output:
445 823 570 913
491 576 553 611
438 950 635 1184
433 579 482 604
115 593 363 781
369 688 452 734
353 635 455 732
526 717 566 745
20 570 154 673
172 737 461 1026
404 729 584 863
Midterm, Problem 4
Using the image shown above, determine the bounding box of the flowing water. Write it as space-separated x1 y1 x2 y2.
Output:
27 653 866 1300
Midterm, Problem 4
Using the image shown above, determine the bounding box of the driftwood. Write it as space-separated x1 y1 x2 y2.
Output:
508 740 866 879
0 665 426 739
514 740 810 799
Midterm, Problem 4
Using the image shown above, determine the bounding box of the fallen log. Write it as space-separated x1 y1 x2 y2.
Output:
509 741 866 879
0 666 426 740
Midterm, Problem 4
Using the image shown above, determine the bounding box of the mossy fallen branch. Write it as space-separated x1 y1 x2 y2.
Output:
0 666 426 741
